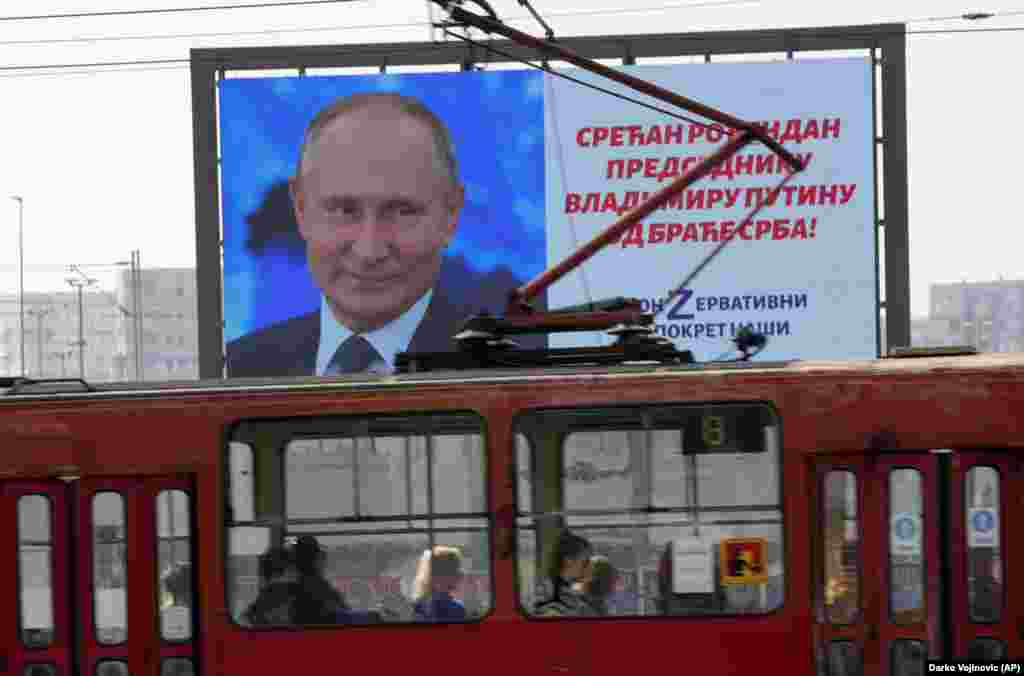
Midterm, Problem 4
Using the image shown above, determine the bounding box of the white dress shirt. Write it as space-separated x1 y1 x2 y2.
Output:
315 290 433 376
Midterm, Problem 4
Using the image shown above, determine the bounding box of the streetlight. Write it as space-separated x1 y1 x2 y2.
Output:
10 196 24 377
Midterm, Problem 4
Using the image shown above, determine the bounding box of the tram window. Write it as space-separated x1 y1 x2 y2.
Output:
226 413 491 627
889 640 926 676
93 492 128 645
95 660 128 676
157 490 193 642
966 638 1005 662
826 642 861 676
822 471 859 625
889 469 924 625
515 403 783 618
23 665 57 676
965 466 1002 623
161 657 195 676
17 495 55 648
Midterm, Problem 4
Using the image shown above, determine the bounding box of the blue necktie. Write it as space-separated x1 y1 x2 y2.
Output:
326 335 385 375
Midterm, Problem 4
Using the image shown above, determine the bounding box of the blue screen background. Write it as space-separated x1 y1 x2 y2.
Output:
218 69 546 342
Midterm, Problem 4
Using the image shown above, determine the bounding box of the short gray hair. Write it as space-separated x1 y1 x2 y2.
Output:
295 92 459 190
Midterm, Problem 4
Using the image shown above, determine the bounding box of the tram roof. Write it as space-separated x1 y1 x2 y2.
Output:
1 350 1023 402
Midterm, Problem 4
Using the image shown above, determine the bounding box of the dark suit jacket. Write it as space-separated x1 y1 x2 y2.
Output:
226 263 546 378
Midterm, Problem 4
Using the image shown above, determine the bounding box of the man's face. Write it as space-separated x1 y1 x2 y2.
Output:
292 105 462 333
565 554 592 583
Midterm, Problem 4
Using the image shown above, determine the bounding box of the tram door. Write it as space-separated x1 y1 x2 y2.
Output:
0 477 197 676
812 452 1022 675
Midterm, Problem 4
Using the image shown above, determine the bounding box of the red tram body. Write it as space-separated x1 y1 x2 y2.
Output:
2 352 1022 675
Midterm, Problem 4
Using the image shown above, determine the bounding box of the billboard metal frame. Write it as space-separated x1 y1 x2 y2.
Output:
191 23 908 378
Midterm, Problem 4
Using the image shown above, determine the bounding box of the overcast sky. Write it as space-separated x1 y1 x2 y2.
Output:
1 0 1022 319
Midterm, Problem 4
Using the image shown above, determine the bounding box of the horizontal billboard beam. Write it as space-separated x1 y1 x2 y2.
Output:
190 23 905 71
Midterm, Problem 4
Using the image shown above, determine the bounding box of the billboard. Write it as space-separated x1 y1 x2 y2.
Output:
545 59 876 360
217 57 876 378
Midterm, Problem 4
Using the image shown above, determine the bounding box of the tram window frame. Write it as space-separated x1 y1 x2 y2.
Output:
156 489 194 644
888 467 926 625
964 465 1003 624
92 491 128 646
16 493 56 650
513 402 785 620
224 411 493 629
821 469 861 625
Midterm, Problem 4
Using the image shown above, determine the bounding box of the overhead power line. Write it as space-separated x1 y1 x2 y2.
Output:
3 18 1024 75
0 58 186 73
914 8 1024 22
0 0 365 22
0 0 755 46
0 64 190 80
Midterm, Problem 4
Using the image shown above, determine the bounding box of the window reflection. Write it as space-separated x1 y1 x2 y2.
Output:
890 469 924 625
161 658 194 676
966 638 1005 662
966 466 1001 623
93 492 127 645
95 660 129 676
823 471 858 624
890 640 926 676
827 641 862 676
158 490 193 642
18 495 54 648
23 664 57 676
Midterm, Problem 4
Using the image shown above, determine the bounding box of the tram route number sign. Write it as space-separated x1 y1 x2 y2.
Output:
891 512 922 556
719 538 768 586
968 507 999 548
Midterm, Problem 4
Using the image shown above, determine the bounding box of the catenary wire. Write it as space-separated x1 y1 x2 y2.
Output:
3 21 1024 75
0 0 365 22
0 0 757 46
442 28 728 133
2 0 1020 36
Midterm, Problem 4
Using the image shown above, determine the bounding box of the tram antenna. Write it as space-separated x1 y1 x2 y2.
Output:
396 2 806 373
515 0 555 40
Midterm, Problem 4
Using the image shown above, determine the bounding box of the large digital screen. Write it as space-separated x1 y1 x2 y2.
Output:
218 57 875 377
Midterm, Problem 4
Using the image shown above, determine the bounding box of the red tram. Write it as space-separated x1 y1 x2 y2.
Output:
1 5 998 674
1 349 1023 675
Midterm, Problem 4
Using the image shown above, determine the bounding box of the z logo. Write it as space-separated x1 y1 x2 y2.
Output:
667 289 694 320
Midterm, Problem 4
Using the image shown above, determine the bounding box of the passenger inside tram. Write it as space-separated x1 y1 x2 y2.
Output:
534 531 596 617
243 545 299 626
160 563 193 640
243 536 391 626
291 535 351 624
574 555 619 616
412 545 467 621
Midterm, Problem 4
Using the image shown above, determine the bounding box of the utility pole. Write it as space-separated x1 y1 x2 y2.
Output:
133 249 144 380
10 196 24 377
81 259 140 380
26 306 52 377
51 350 71 378
66 276 97 379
